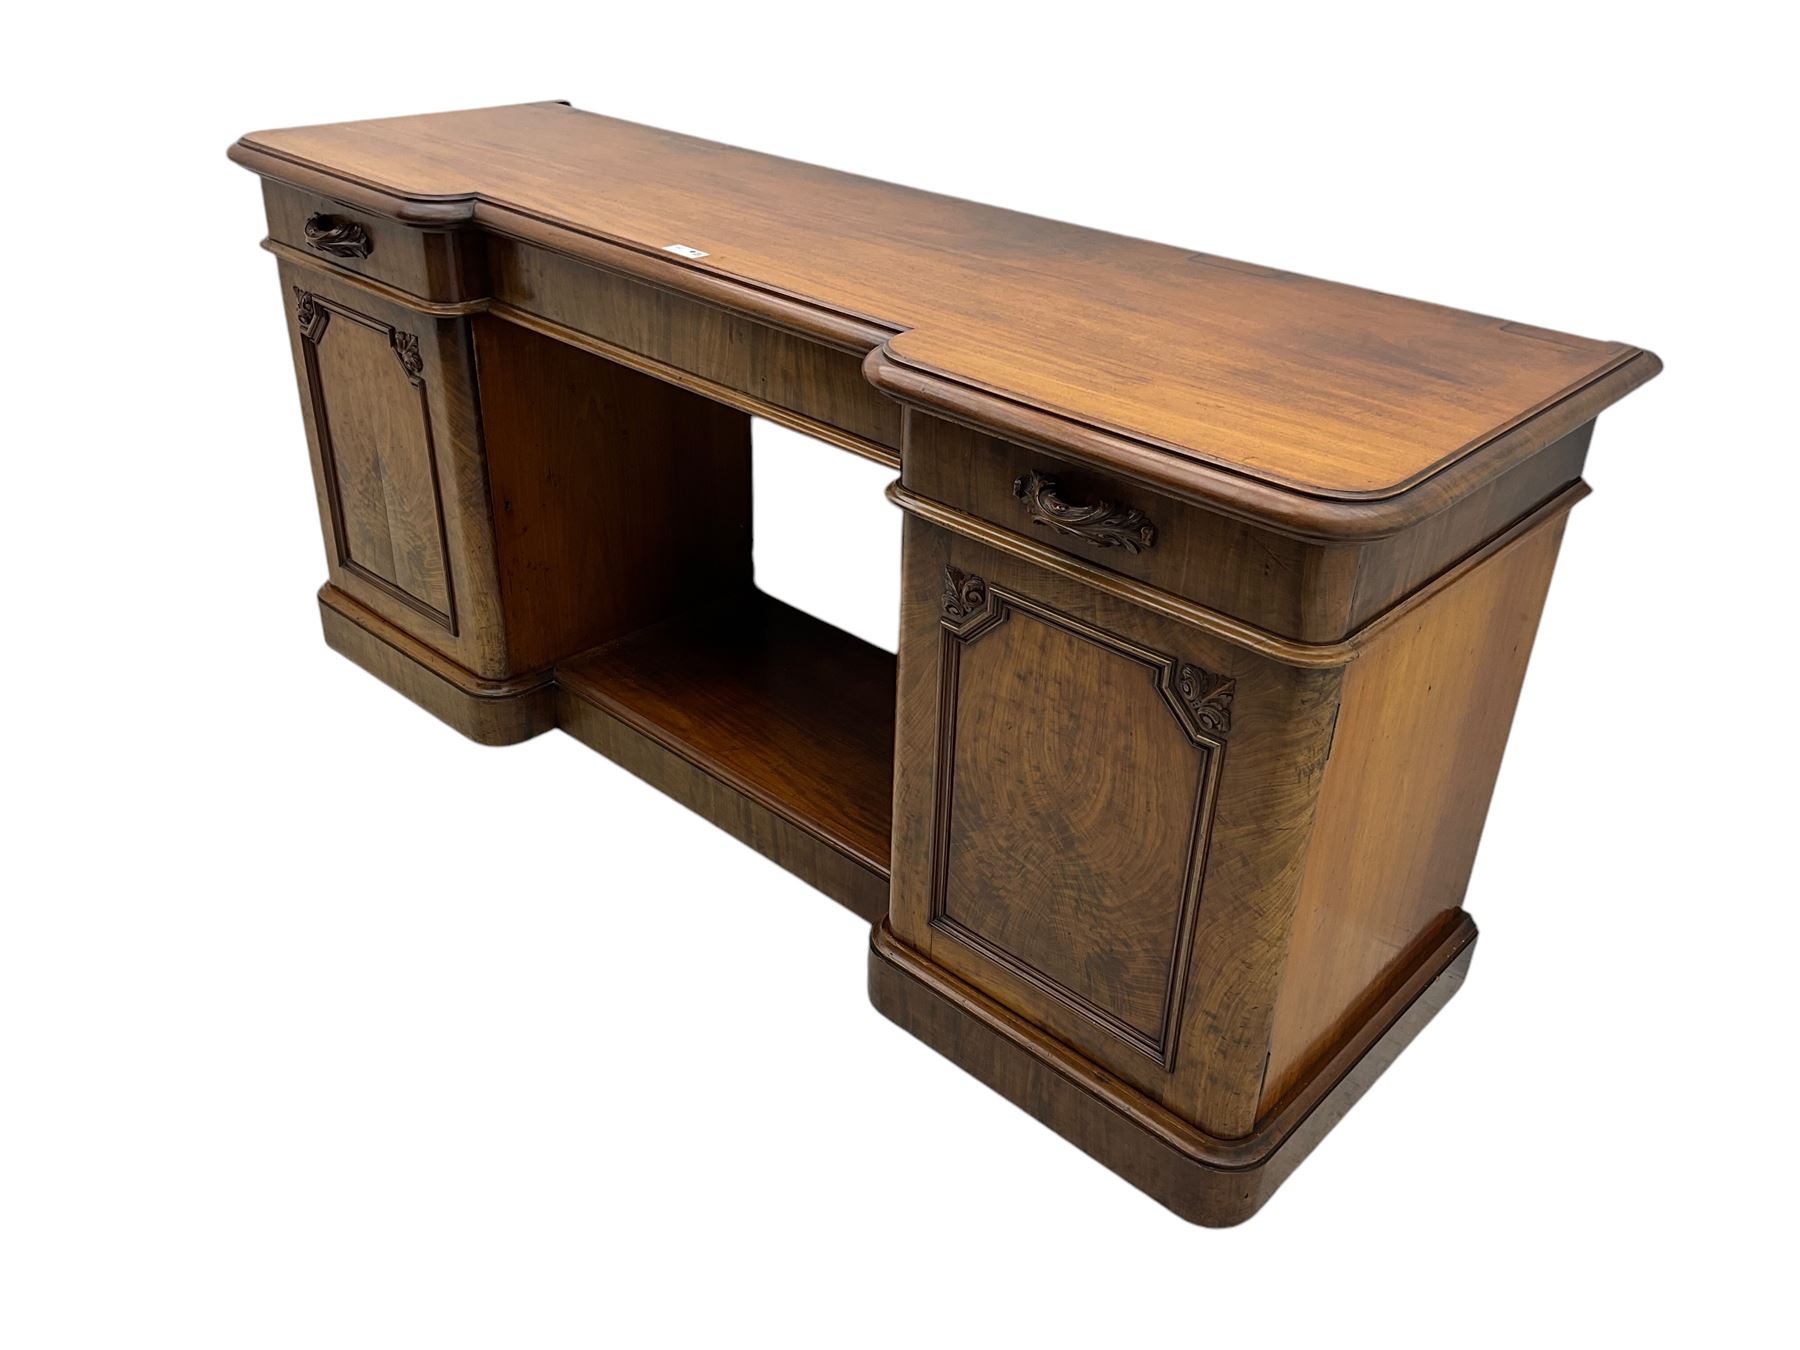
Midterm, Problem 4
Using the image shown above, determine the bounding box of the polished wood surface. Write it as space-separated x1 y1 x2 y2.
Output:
237 109 1660 1224
232 102 1659 533
300 291 454 625
903 411 1594 643
491 239 902 464
936 596 1218 1058
264 179 487 303
887 516 1343 1131
871 912 1477 1226
557 673 890 924
557 592 895 877
472 316 752 672
1263 516 1570 1109
280 260 512 679
317 584 555 746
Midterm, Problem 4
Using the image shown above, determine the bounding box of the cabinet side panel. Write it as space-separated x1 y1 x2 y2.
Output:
1261 512 1570 1112
472 316 754 672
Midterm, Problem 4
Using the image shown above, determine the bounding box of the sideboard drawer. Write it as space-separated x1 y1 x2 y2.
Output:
262 181 484 304
487 236 904 459
903 413 1353 642
915 417 1188 563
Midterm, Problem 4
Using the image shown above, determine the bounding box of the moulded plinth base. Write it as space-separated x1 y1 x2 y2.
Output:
318 585 556 746
868 914 1476 1226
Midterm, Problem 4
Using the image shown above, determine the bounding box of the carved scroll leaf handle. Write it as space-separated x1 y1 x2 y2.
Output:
304 212 373 260
1012 471 1157 554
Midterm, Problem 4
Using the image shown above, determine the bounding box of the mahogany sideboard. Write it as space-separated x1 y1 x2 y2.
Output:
231 102 1659 1225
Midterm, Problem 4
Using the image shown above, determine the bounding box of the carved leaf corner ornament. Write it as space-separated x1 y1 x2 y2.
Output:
391 331 425 386
1177 663 1235 737
941 565 987 622
292 286 320 331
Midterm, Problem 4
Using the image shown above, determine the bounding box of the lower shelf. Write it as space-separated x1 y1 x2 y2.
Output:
321 582 898 917
556 591 896 873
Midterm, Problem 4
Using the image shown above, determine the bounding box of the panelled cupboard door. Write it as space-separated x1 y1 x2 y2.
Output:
275 260 507 680
890 518 1342 1136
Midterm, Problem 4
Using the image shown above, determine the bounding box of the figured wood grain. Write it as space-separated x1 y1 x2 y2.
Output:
278 260 517 678
232 102 1659 522
242 117 1664 1222
890 517 1341 1131
935 591 1219 1061
301 293 453 623
1261 510 1572 1110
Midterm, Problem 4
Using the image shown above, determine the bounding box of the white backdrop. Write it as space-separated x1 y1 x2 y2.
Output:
3 4 1793 1345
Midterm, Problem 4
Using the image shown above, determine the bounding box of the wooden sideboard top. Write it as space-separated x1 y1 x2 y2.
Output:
233 101 1659 536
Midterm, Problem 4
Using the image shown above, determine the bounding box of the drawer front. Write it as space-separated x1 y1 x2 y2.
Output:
903 414 1358 644
262 181 483 304
488 237 903 459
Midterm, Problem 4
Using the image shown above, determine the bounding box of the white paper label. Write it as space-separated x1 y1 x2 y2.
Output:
662 244 709 259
